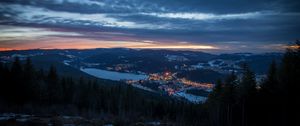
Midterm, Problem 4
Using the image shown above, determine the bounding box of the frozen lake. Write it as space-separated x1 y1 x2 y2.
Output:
81 68 148 81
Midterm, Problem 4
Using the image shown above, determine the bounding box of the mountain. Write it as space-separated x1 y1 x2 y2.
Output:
0 48 282 81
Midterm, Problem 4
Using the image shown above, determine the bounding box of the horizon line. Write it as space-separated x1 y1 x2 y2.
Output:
0 47 284 55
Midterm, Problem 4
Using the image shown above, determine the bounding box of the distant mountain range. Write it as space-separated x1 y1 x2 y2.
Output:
0 48 283 83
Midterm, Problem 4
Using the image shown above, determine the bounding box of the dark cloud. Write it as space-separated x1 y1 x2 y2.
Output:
2 0 300 13
0 0 300 52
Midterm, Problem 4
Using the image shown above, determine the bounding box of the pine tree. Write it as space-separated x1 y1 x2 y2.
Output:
0 62 3 74
207 79 223 126
256 60 280 126
23 57 36 102
222 72 237 126
239 64 257 98
47 65 62 104
11 57 22 76
0 62 8 100
260 61 279 95
278 40 300 126
10 57 24 104
238 64 257 126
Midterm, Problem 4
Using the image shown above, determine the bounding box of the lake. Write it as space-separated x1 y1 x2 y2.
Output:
81 68 148 81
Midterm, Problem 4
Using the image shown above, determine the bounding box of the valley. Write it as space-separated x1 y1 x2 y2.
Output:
0 48 282 103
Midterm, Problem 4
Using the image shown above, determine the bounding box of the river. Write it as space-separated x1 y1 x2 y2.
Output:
80 68 148 81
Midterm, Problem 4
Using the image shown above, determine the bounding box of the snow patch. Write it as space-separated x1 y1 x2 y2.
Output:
131 84 156 92
174 91 207 104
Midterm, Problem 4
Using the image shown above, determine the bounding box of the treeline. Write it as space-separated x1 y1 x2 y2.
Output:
0 57 208 125
206 41 300 126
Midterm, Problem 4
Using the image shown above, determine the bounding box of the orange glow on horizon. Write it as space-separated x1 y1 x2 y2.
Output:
134 45 217 49
0 38 218 51
286 45 300 50
0 48 14 51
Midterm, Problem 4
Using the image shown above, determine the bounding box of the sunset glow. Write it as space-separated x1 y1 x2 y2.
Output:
0 1 299 125
0 37 218 51
133 45 218 50
0 0 298 53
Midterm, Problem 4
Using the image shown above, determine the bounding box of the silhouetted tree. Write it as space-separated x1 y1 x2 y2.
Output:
207 79 223 126
0 62 9 101
23 58 37 102
238 64 257 126
222 72 237 126
47 65 62 104
278 40 300 126
10 57 24 104
261 61 279 95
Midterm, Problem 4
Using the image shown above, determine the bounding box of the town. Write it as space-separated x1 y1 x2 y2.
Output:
125 71 214 103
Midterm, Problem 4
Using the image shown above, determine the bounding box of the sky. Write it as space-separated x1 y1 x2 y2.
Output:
0 0 299 53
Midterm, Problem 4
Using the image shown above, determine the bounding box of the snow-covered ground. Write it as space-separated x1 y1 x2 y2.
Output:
63 60 71 66
208 59 225 67
80 68 148 81
0 113 31 122
174 91 207 104
131 84 156 93
0 113 92 125
165 55 188 62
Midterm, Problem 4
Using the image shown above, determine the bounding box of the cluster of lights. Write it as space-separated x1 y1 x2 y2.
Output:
180 78 213 89
148 72 173 81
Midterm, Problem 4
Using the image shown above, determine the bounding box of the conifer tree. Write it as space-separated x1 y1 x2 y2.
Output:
278 40 300 126
47 65 62 104
23 57 36 101
222 72 237 126
238 64 257 126
261 61 279 95
10 57 24 104
207 79 223 126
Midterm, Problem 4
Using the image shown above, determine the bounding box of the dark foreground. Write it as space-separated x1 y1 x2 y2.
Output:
0 113 170 126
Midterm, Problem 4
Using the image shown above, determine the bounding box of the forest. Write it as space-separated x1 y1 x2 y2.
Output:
0 41 299 126
206 41 300 126
0 55 208 125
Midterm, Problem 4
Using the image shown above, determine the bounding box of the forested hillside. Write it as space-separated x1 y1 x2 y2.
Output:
0 57 208 125
0 42 299 126
206 41 300 126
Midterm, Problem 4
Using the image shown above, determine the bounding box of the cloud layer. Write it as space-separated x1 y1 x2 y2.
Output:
0 0 300 52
